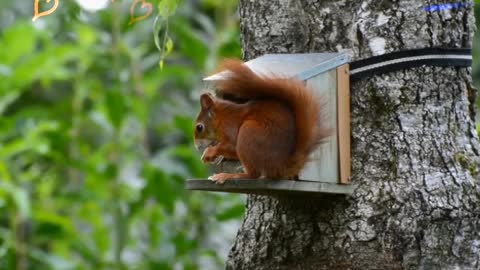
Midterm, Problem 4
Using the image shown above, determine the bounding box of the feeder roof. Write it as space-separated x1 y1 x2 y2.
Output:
204 53 351 82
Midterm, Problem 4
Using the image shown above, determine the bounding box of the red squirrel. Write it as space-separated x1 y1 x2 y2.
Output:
194 60 329 184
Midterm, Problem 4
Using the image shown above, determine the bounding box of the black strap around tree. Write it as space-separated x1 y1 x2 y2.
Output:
349 47 472 81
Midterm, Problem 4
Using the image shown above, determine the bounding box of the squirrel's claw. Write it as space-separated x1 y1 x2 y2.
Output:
213 155 224 165
209 174 227 184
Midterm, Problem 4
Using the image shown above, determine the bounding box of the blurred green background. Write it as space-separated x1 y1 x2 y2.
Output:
1 1 480 270
0 0 243 269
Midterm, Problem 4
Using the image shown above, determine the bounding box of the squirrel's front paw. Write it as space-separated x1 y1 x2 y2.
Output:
201 148 224 164
203 155 224 165
208 173 230 184
201 147 215 163
201 153 214 163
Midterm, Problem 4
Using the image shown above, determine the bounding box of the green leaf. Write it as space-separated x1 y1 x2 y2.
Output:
76 24 98 47
158 0 178 19
13 189 31 219
169 145 208 178
173 115 194 136
153 16 166 51
216 204 245 221
0 22 37 64
171 18 209 67
30 249 76 270
142 164 176 213
33 210 75 236
0 183 31 219
104 90 128 129
165 37 174 55
173 231 197 256
0 92 20 116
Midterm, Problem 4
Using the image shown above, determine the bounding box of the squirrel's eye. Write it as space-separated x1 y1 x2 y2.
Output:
196 123 204 133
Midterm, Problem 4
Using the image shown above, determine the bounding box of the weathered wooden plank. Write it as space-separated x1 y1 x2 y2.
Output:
186 179 354 195
337 64 351 184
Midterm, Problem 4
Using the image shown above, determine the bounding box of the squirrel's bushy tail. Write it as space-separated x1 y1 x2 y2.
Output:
216 59 329 175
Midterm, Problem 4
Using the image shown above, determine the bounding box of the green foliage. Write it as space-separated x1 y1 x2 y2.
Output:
474 3 480 89
0 0 242 269
155 0 178 69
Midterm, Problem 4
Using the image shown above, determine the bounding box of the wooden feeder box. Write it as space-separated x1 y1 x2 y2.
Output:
187 53 354 196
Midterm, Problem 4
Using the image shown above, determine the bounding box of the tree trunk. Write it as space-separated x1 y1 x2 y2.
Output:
226 1 480 269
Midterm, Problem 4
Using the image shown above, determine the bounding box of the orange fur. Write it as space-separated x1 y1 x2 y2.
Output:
194 60 329 183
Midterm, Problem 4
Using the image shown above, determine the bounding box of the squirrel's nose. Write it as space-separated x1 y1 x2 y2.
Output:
194 140 206 152
194 139 214 152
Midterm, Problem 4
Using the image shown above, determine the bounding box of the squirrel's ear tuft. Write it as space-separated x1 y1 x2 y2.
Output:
200 93 214 109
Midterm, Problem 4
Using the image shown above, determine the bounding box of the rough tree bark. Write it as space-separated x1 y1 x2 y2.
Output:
226 1 480 269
